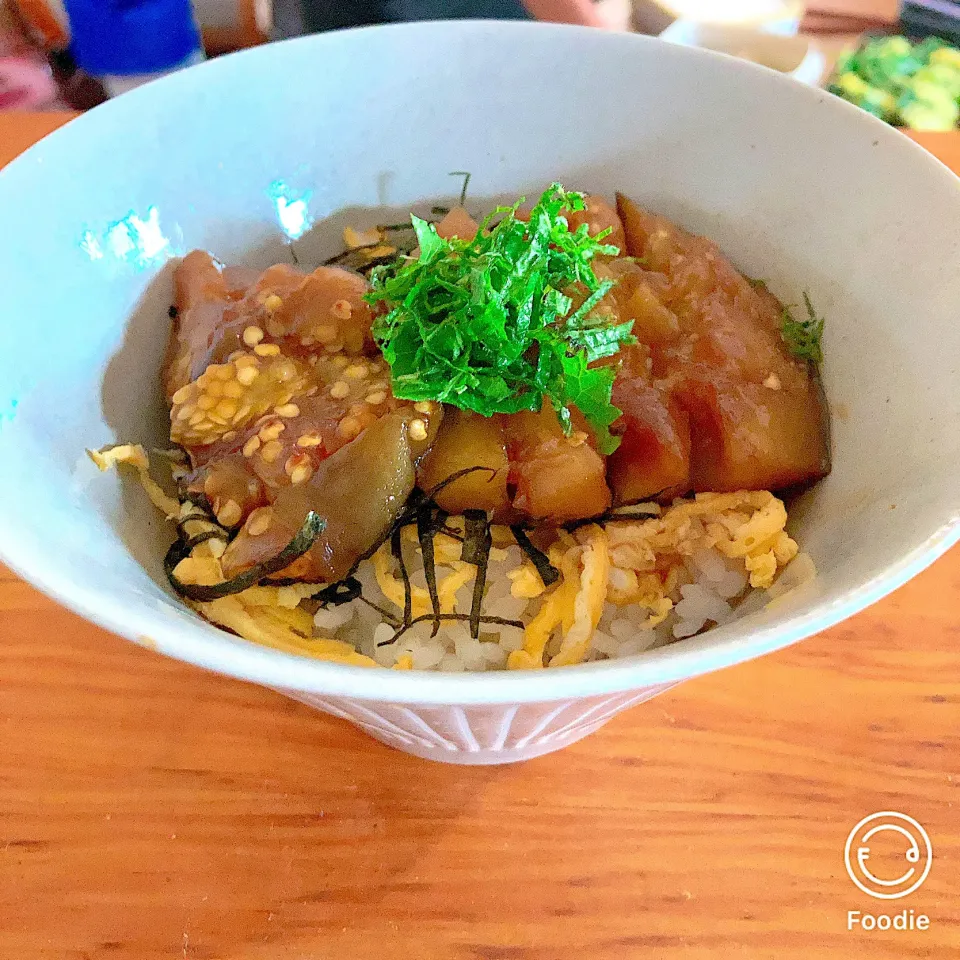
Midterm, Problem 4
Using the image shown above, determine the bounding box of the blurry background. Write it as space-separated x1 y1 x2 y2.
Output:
1 1 957 130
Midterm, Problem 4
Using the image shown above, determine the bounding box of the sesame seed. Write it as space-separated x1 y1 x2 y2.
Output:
205 380 224 398
197 394 216 411
414 401 434 414
242 325 264 346
246 508 272 536
369 361 383 373
296 433 323 448
235 404 252 422
235 354 259 369
274 403 300 418
263 294 283 313
329 380 350 400
222 380 244 399
242 436 261 457
349 403 366 417
216 399 238 419
216 499 242 527
212 365 234 381
332 355 349 369
290 463 313 485
175 406 193 421
258 420 285 442
254 343 281 357
313 323 338 343
299 336 316 347
323 342 344 355
337 416 362 440
222 430 237 442
764 373 782 391
409 418 428 442
203 473 219 496
188 411 206 426
265 318 284 338
568 430 588 447
236 365 259 386
171 385 192 405
365 391 386 406
284 454 304 477
260 440 283 463
344 364 368 380
276 362 297 382
330 299 352 320
227 350 244 362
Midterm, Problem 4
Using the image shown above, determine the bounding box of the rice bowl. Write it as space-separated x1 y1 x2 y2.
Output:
91 185 828 673
0 22 958 761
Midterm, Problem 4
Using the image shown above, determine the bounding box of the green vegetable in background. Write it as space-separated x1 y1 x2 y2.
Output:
828 34 960 130
367 184 634 455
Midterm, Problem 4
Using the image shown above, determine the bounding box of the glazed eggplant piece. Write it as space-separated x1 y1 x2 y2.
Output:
418 408 510 513
221 414 416 583
607 345 691 503
613 192 831 494
501 408 611 522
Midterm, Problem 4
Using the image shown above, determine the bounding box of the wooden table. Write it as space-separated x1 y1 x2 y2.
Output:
2 114 959 960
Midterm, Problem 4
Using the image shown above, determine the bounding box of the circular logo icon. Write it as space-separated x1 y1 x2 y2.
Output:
845 812 932 899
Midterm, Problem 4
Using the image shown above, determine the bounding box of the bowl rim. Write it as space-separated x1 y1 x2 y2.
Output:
2 20 960 705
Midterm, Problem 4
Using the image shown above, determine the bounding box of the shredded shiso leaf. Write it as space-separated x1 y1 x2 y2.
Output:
368 183 634 454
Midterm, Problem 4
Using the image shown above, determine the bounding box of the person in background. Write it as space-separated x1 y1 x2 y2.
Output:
526 0 630 29
276 0 630 38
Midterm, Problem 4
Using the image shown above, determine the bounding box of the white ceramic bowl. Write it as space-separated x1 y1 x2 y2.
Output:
1 22 959 764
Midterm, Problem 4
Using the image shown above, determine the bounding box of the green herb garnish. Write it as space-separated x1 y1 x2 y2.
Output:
780 292 825 365
367 184 633 454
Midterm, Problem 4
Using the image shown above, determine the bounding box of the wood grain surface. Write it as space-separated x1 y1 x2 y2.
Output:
1 115 959 960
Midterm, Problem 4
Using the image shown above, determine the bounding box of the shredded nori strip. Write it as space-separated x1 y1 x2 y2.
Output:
466 514 492 640
380 612 523 647
312 576 363 606
322 247 358 267
417 504 448 637
439 524 465 543
323 246 403 276
175 490 216 518
177 513 230 542
390 525 412 625
450 170 471 207
601 509 660 522
357 594 402 627
562 509 660 533
424 466 497 500
511 525 561 587
183 530 226 551
460 510 489 565
165 511 326 602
